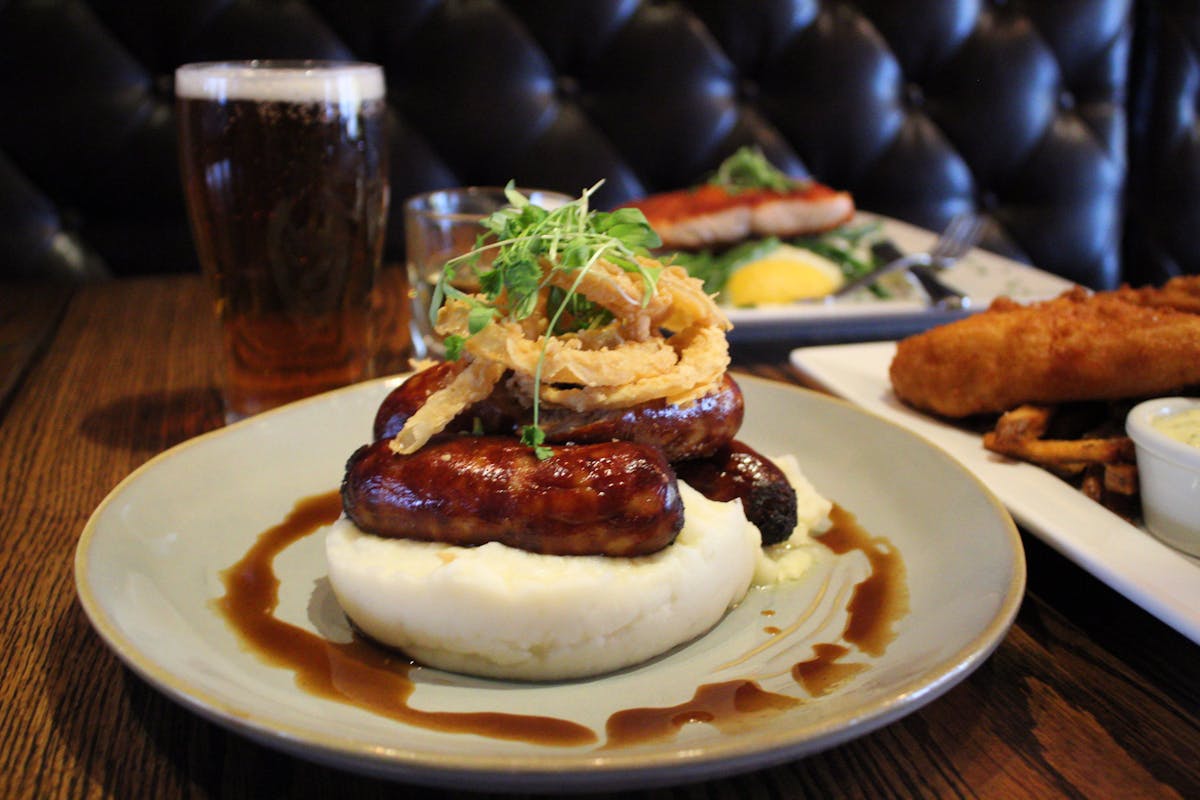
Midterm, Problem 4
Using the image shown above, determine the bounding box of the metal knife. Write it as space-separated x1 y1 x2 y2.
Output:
868 240 970 310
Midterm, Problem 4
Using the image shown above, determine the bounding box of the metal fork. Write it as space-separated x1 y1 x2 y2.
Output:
832 213 986 302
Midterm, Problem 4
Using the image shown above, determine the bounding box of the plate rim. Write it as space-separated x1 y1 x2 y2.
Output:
74 374 1025 790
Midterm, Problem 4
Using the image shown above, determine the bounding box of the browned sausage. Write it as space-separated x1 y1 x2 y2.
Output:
373 361 461 439
372 361 524 440
673 440 797 545
375 366 744 462
538 373 744 461
342 436 684 556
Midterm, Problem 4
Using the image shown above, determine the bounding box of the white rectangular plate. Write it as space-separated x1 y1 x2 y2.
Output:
791 342 1200 644
724 215 1076 344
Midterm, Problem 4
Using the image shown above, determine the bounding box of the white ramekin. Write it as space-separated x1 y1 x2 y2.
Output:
1126 397 1200 556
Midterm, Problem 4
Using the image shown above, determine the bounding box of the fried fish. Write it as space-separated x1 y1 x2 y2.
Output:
889 283 1200 418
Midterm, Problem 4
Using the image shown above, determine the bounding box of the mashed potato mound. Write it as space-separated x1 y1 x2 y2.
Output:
325 458 833 681
326 483 759 681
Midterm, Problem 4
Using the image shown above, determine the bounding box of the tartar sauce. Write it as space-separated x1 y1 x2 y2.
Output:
1152 407 1200 449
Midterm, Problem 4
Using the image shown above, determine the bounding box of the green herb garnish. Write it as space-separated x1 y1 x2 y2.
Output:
520 424 552 460
442 333 466 361
708 146 803 193
431 181 661 457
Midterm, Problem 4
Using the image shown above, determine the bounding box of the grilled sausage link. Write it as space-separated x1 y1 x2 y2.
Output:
538 373 744 461
374 365 744 461
372 361 523 441
342 436 684 556
674 440 797 545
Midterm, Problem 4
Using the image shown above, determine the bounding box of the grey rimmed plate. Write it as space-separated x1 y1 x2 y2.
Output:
75 374 1023 792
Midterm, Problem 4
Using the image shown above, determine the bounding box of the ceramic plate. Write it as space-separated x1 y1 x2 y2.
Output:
792 343 1200 644
75 375 1023 792
723 215 1075 344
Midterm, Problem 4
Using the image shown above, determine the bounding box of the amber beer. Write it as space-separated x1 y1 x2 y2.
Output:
176 61 389 422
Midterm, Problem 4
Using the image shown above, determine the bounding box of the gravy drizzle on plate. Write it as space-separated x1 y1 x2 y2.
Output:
216 491 908 748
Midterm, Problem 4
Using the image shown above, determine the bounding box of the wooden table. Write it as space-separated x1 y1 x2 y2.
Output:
3 275 1198 799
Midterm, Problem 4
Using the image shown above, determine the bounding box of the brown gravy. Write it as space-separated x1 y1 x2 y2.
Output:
817 504 910 657
216 490 596 747
792 643 869 697
604 680 801 749
217 494 907 748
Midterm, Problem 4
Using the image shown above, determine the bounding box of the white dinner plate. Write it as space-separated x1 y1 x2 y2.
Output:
791 343 1200 645
75 375 1023 792
724 214 1076 344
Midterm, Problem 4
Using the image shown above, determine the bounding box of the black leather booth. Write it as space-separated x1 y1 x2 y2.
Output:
0 0 1192 289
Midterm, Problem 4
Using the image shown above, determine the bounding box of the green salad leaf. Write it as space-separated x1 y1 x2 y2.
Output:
791 220 885 286
668 237 782 296
667 219 889 304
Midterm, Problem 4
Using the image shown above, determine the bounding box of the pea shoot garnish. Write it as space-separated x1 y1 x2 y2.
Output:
429 181 662 457
708 146 804 193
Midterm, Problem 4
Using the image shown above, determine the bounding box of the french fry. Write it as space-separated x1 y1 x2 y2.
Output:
983 433 1135 465
981 401 1141 519
989 404 1052 447
1104 462 1139 496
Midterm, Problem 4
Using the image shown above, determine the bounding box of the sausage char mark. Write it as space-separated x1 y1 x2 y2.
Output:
674 440 797 545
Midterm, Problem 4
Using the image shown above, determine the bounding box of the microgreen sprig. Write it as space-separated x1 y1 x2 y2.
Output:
430 180 662 458
708 146 803 193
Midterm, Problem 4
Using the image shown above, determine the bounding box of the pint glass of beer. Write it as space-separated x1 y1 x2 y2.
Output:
175 61 389 423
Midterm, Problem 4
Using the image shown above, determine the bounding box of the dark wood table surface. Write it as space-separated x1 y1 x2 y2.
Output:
3 275 1198 799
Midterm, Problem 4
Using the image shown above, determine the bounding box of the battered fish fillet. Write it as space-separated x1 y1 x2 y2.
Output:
1114 274 1200 315
889 286 1200 418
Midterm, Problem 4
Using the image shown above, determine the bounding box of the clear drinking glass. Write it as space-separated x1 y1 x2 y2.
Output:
176 60 390 423
403 187 569 358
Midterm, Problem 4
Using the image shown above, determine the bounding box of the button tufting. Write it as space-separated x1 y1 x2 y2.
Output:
905 83 925 109
155 74 175 99
0 0 1136 289
555 75 579 100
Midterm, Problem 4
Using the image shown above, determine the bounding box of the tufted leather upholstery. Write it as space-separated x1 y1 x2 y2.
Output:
0 0 1158 290
1125 0 1200 286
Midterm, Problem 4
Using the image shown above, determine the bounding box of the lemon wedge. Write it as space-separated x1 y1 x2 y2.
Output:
725 244 845 306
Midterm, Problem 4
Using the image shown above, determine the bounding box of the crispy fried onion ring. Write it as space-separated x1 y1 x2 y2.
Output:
436 300 679 386
653 263 731 334
544 257 668 341
508 323 729 410
543 259 729 340
391 256 730 451
388 356 506 454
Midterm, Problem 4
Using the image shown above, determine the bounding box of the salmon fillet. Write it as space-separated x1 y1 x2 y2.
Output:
889 284 1200 418
624 182 855 250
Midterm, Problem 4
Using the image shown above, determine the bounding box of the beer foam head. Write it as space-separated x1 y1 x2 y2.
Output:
175 61 385 104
